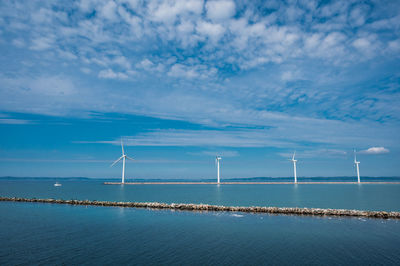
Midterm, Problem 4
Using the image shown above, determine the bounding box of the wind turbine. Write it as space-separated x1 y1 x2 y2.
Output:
354 149 361 183
111 140 134 184
291 151 297 183
216 156 222 184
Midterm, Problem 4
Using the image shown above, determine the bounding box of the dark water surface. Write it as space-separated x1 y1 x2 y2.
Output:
1 180 400 265
1 202 399 265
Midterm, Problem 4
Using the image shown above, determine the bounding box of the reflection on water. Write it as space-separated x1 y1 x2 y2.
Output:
292 183 300 207
214 184 222 204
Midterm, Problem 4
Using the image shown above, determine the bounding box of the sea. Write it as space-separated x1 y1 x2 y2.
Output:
1 178 400 265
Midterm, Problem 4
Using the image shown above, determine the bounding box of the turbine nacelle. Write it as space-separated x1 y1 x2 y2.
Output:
123 154 135 161
291 151 297 162
353 149 360 164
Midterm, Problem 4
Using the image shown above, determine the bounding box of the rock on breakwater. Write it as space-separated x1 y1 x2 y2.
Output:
1 197 399 219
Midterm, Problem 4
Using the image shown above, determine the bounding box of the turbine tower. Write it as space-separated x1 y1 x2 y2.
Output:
291 151 297 183
354 150 360 183
216 156 222 184
111 140 134 184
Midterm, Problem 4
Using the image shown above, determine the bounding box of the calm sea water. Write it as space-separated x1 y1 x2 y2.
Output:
1 180 400 265
1 180 400 211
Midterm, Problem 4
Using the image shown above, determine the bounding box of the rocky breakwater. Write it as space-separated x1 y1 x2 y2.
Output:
1 197 399 219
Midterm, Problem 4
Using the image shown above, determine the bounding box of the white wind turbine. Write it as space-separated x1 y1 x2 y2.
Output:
216 156 222 184
354 149 361 183
111 140 134 184
291 151 297 183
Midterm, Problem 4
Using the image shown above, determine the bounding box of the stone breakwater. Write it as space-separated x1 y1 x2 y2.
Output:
1 197 399 219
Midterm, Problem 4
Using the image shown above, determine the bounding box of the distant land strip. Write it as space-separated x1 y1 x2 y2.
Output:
104 181 400 185
1 197 399 219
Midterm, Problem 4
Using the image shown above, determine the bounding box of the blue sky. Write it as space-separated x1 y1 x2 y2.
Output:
0 0 399 179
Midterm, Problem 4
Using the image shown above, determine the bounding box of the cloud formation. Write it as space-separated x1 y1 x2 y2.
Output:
0 0 399 152
359 147 390 154
2 0 399 75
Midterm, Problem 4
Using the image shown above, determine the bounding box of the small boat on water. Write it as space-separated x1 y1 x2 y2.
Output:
54 182 62 187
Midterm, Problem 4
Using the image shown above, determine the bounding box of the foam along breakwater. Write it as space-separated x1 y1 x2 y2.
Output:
2 197 400 219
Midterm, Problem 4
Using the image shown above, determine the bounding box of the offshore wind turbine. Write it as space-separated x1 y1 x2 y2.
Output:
354 149 361 183
216 156 222 184
111 140 134 184
291 151 297 183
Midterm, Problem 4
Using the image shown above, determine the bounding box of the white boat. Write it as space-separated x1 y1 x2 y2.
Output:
54 182 62 187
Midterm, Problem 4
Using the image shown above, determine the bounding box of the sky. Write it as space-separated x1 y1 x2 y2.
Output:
0 0 399 179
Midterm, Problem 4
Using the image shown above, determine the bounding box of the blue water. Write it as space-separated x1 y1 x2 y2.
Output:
1 180 400 265
1 180 400 211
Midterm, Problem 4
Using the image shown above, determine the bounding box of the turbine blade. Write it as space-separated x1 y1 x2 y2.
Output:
292 151 296 160
354 149 357 163
110 156 123 167
126 156 135 161
121 139 125 155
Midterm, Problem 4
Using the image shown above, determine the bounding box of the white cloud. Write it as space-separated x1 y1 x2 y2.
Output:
58 50 78 60
319 1 349 18
353 38 370 50
136 58 154 69
167 63 217 79
12 38 25 48
9 21 28 30
117 6 142 37
206 0 235 21
84 129 292 147
285 6 304 22
368 14 400 30
279 149 347 159
188 150 239 157
0 118 32 124
30 36 55 51
99 1 118 21
98 69 128 79
29 76 76 96
359 147 390 154
112 55 131 69
0 157 191 164
80 67 91 74
281 70 302 81
31 8 68 24
196 21 225 42
149 0 203 23
349 5 369 27
120 0 140 10
388 39 400 52
177 20 195 34
168 64 199 78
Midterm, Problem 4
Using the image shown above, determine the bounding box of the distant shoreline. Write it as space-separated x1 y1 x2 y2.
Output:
2 177 400 183
1 197 399 219
104 181 400 185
